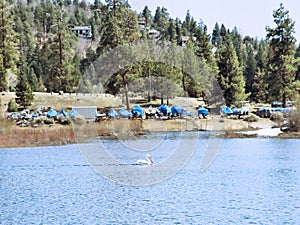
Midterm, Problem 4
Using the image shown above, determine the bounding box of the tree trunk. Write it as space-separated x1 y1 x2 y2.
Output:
124 83 130 110
121 69 130 110
161 93 164 105
282 92 287 108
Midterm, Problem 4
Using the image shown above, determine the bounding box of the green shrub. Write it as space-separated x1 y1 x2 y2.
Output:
7 98 18 112
243 113 258 122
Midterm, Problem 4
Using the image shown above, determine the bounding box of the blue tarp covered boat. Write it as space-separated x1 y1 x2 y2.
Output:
60 109 67 117
69 110 79 117
221 106 233 115
131 105 143 117
157 104 171 115
273 107 292 113
198 106 209 116
183 111 194 117
109 109 118 118
46 109 58 117
118 109 131 118
231 108 242 115
171 105 185 115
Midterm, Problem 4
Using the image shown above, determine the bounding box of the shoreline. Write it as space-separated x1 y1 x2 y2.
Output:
0 118 299 148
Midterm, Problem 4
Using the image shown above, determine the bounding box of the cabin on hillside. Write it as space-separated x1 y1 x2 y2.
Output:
71 26 92 39
147 29 160 39
138 17 146 30
180 36 197 46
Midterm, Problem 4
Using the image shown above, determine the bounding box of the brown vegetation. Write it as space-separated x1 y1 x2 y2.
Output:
0 119 145 148
286 99 300 132
0 123 76 148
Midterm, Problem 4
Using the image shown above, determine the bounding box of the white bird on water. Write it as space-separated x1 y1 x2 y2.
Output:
136 154 153 166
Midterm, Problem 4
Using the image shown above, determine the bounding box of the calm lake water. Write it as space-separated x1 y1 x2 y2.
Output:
1 132 300 224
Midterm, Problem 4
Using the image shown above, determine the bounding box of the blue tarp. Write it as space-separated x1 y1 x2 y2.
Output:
32 112 38 118
118 109 131 118
231 108 242 115
221 106 233 115
157 104 171 115
198 106 209 116
131 105 143 117
183 111 194 117
69 110 79 117
109 109 118 118
273 108 291 113
46 109 58 117
171 105 185 115
60 109 67 117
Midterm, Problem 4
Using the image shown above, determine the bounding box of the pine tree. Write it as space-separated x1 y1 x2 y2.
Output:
167 19 176 42
0 0 19 91
46 7 79 92
195 25 213 64
34 0 55 41
216 34 248 106
256 40 268 70
252 40 269 102
244 41 257 100
194 24 219 100
295 44 300 81
211 22 220 47
0 54 7 92
142 5 151 28
219 24 227 45
15 58 34 109
27 67 40 91
153 6 169 39
231 27 245 69
105 0 129 15
266 3 298 106
182 10 191 35
14 1 38 90
98 4 140 54
252 68 268 103
175 18 182 45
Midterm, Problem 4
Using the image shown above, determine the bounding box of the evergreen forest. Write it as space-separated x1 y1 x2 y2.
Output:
1 0 300 108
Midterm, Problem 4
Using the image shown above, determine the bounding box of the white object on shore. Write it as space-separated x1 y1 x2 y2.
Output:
238 128 283 137
136 154 153 166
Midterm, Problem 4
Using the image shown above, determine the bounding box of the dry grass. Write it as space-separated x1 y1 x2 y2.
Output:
0 119 145 148
0 92 123 111
0 124 76 148
287 99 300 132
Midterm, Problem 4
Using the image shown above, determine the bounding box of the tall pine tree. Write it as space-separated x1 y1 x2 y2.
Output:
252 40 269 102
15 57 34 109
216 34 248 106
0 0 19 91
244 40 257 100
266 3 298 106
